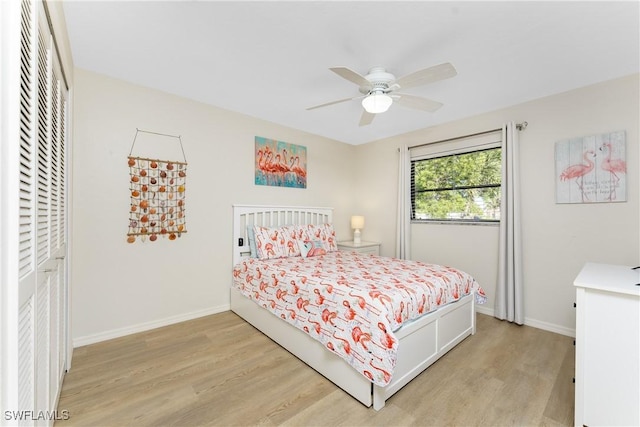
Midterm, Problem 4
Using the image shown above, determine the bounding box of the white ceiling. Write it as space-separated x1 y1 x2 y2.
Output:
62 1 639 145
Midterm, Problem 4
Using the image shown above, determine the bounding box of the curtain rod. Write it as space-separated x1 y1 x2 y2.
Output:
403 121 527 151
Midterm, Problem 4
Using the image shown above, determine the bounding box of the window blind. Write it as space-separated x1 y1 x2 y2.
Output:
409 129 503 222
409 129 502 161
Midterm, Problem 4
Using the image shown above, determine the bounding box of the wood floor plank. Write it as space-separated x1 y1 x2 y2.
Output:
56 312 575 426
543 342 575 426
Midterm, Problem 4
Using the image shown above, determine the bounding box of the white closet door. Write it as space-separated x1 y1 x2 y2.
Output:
17 0 39 420
46 40 68 411
1 0 69 425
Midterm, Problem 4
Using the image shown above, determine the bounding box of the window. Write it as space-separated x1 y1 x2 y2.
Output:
410 133 502 222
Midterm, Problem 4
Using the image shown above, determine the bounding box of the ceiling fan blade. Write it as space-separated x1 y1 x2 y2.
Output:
395 63 457 90
330 67 371 88
394 93 443 112
359 111 375 127
306 97 355 111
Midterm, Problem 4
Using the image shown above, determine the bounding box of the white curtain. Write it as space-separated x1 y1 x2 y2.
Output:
396 145 411 259
495 122 524 324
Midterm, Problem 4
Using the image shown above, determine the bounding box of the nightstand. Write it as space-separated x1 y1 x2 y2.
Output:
337 241 381 255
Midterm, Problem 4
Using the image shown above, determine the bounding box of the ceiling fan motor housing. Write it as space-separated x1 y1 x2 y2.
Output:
359 67 396 94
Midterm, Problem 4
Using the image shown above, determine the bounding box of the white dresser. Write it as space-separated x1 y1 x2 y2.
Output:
574 263 640 427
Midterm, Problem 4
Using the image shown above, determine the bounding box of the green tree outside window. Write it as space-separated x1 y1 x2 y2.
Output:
412 148 501 221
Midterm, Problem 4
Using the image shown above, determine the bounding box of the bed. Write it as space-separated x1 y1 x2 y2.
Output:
230 204 486 410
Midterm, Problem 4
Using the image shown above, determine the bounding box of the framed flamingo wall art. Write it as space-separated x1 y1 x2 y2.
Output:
255 136 307 188
555 130 627 203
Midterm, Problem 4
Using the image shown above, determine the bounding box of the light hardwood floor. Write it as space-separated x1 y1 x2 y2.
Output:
56 312 575 426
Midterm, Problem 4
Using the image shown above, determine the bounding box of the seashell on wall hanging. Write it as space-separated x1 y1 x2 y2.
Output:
126 129 188 243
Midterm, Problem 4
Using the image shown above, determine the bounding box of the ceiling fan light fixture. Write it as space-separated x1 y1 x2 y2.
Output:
361 92 392 114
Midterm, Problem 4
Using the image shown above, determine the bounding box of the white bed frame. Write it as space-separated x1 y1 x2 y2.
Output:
230 204 476 410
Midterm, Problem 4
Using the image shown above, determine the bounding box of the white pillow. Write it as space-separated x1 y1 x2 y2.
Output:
247 226 257 258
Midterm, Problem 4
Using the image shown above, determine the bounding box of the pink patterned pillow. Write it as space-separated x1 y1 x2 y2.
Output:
280 225 301 257
322 223 337 252
295 223 337 252
253 226 285 260
253 225 300 260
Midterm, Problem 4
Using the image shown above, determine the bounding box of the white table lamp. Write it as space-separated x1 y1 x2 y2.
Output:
351 215 365 245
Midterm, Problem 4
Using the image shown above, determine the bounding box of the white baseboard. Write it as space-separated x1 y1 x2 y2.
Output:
524 317 575 338
475 305 575 338
475 305 494 317
73 302 575 348
73 304 230 348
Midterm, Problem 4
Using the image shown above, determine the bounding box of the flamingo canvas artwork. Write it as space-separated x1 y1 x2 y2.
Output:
555 130 626 203
255 136 307 188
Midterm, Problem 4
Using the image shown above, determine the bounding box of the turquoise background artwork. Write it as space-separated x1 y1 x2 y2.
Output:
255 136 307 188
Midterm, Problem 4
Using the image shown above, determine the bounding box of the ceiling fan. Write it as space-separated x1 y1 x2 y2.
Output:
306 62 457 126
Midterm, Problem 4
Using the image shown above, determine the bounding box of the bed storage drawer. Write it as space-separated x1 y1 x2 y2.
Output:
438 296 474 352
230 287 373 407
373 293 475 405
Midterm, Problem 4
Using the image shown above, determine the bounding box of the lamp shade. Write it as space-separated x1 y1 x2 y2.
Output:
361 92 392 114
351 215 365 230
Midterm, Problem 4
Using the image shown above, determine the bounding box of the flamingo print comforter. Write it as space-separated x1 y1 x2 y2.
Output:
232 251 486 386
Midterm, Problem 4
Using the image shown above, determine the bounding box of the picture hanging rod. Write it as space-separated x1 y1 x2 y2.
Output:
136 128 182 139
126 155 188 166
130 128 187 163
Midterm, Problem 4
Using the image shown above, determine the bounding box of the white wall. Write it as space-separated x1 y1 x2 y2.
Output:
355 74 640 336
71 69 638 344
71 68 356 345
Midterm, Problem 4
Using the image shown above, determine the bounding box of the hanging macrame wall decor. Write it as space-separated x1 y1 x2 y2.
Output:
126 129 188 243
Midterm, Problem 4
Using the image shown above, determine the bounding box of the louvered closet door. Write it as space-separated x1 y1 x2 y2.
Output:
42 34 68 412
5 0 70 424
16 0 38 420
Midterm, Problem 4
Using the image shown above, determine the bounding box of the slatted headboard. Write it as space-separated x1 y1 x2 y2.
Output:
232 204 334 266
